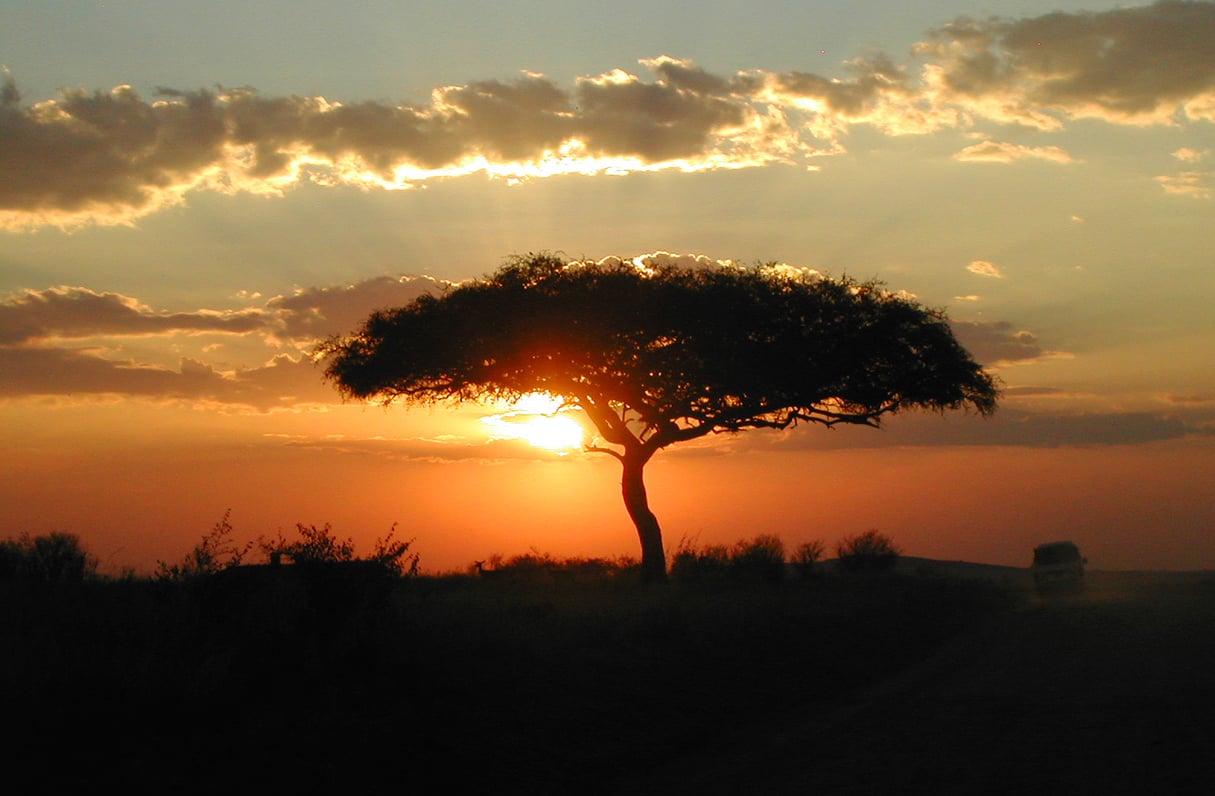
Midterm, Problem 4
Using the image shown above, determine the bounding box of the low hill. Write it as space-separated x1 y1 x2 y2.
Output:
812 555 1030 584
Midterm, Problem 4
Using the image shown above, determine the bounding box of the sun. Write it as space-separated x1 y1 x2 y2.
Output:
512 413 585 451
481 392 586 452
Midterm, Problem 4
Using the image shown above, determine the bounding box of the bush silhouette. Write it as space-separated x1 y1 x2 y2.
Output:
471 552 636 582
730 535 787 583
0 532 96 583
670 539 732 583
836 529 901 573
792 539 827 579
670 535 788 584
263 522 357 564
156 510 253 581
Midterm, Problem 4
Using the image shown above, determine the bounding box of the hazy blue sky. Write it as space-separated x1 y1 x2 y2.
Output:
2 1 1212 573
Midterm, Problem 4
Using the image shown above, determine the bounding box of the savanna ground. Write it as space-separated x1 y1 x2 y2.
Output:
3 557 1213 795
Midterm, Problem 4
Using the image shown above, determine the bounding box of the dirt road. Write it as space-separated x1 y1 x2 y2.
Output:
612 573 1215 795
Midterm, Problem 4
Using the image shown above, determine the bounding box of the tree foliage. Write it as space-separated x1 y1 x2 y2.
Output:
321 253 999 581
324 253 997 428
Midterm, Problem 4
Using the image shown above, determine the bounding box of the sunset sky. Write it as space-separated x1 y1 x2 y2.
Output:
2 0 1212 574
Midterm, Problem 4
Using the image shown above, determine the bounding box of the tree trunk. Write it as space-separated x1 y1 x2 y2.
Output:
621 451 667 584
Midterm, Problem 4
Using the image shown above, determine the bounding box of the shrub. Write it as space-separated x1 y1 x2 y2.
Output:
470 552 633 581
156 510 253 581
0 532 97 584
369 523 420 576
792 539 826 579
669 537 731 583
263 522 356 565
0 538 20 580
670 535 788 584
729 535 787 583
836 529 901 573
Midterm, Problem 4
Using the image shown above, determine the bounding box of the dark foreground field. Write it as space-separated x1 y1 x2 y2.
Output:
4 567 1213 794
613 571 1215 795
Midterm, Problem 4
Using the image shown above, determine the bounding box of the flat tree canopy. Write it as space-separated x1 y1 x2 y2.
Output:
321 253 999 582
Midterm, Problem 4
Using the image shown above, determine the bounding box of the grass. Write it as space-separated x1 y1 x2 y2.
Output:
1 563 1024 793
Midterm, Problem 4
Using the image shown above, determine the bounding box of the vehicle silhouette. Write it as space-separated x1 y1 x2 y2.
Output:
1032 540 1087 596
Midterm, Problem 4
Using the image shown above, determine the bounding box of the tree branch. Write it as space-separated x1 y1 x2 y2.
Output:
584 444 625 462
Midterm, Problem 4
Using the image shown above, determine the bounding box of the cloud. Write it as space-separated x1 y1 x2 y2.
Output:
0 286 267 344
945 410 1206 448
1 274 452 343
1155 170 1213 198
1158 144 1213 197
1002 386 1070 398
279 433 582 464
0 66 798 230
917 0 1215 127
268 274 451 342
750 406 1208 451
587 251 742 275
0 274 452 408
0 345 334 411
951 320 1053 367
1173 147 1210 163
1161 393 1215 406
2 2 1213 229
953 140 1076 164
966 260 1004 278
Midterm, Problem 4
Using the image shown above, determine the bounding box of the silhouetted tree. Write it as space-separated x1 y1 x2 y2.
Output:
321 253 999 582
837 529 902 572
0 532 96 583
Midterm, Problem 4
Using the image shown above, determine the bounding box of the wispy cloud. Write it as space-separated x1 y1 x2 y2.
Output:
1173 147 1210 163
1161 392 1215 406
1155 145 1213 197
0 275 450 410
953 140 1076 164
278 433 585 464
0 287 267 344
2 1 1212 230
1156 170 1214 198
795 408 1207 449
0 345 333 410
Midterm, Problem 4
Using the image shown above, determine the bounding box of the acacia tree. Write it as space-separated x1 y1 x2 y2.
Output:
320 253 999 582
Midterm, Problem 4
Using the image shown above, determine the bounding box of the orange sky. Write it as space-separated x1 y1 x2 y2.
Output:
4 399 1211 574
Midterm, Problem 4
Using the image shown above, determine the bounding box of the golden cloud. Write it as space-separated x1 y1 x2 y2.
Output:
966 260 1005 279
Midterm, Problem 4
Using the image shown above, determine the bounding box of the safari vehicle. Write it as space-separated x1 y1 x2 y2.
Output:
1032 541 1087 595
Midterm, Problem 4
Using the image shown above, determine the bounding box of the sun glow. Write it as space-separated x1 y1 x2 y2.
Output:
481 392 586 452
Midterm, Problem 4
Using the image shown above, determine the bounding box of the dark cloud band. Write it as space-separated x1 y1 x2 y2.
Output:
2 1 1212 230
